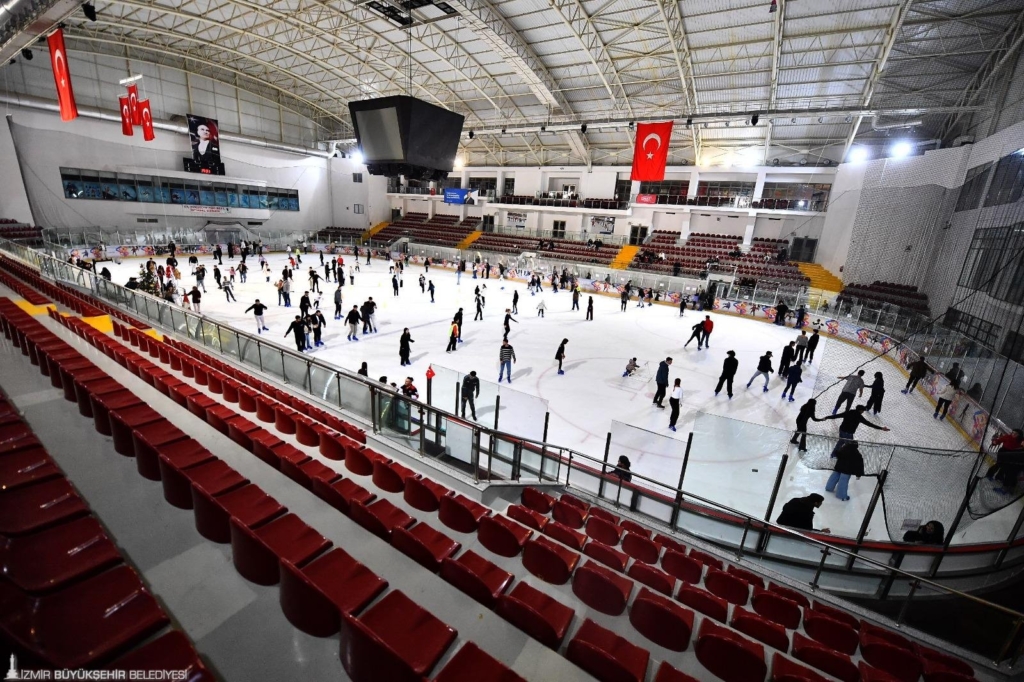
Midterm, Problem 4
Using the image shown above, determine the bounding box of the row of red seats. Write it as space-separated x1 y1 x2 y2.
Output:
0 299 212 677
515 488 976 682
42 306 516 682
0 267 50 305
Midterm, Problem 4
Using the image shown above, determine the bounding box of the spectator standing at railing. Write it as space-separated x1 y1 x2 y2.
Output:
168 240 176 257
777 494 829 533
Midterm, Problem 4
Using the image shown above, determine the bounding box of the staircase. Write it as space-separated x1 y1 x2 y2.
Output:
797 262 843 292
455 230 483 250
609 244 640 270
360 221 390 242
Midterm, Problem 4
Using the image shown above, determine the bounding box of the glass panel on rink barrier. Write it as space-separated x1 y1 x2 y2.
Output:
338 374 371 420
218 327 238 359
497 383 548 442
282 353 309 390
686 413 788 523
201 321 221 353
309 363 338 405
185 313 202 342
444 418 476 472
428 365 460 415
238 335 261 372
429 363 505 428
169 307 187 337
261 346 284 380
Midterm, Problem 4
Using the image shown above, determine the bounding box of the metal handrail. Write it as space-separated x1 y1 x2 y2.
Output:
4 238 1024 666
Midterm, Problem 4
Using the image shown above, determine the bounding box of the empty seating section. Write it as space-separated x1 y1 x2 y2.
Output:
633 232 809 285
375 213 474 247
311 226 364 243
0 260 982 682
473 232 620 265
840 281 931 314
0 221 43 244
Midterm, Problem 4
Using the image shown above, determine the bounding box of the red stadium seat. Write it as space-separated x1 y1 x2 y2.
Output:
192 482 285 543
478 514 533 557
159 453 240 510
921 658 975 682
769 582 810 609
567 618 650 682
572 561 633 615
811 600 860 631
752 588 802 629
861 622 913 651
229 513 332 586
522 536 580 585
0 476 89 536
731 606 790 652
439 550 513 608
507 504 548 531
860 633 922 682
654 661 700 682
433 642 526 682
391 522 461 572
0 515 121 593
583 540 628 572
350 498 415 540
728 565 766 590
279 548 387 637
340 590 457 682
439 494 491 533
543 520 587 550
914 643 974 679
552 499 587 529
345 446 378 476
773 653 831 682
629 587 694 652
106 631 214 681
695 618 767 682
705 567 751 606
627 562 675 596
404 477 451 512
676 583 729 623
0 446 60 490
496 581 575 649
622 531 660 564
588 506 620 525
372 458 418 493
521 487 555 513
662 549 704 584
803 609 858 655
791 632 858 682
585 515 622 545
312 476 376 516
689 548 724 570
620 519 651 538
653 533 688 555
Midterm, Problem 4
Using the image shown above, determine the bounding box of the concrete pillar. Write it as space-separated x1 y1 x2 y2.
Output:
742 213 756 247
687 171 699 200
461 171 469 189
679 211 692 241
753 170 767 202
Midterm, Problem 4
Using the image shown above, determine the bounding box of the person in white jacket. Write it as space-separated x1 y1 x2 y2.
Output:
934 383 957 421
536 299 547 318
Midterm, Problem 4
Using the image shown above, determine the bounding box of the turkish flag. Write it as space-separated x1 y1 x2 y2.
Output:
118 96 133 136
127 84 141 125
47 29 78 122
425 365 436 380
636 194 658 204
630 121 673 181
139 99 155 141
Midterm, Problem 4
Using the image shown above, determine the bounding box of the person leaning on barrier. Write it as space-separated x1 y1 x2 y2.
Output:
902 520 945 545
776 494 830 534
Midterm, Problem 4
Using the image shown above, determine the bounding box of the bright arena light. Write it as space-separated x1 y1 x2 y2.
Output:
453 157 464 169
351 151 364 165
890 141 912 159
849 147 869 163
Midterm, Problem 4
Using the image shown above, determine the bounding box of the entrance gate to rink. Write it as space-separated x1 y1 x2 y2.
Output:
5 237 1024 668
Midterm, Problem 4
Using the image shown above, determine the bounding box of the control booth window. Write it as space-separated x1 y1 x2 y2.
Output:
353 204 365 214
353 173 363 183
956 162 992 213
957 224 1024 304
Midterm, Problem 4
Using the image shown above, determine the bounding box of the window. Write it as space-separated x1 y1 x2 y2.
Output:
482 215 495 231
639 180 689 197
957 224 1024 304
353 204 365 214
945 307 1002 347
956 162 992 212
984 153 1024 208
695 180 756 207
614 178 632 201
552 220 566 239
353 173 363 183
440 177 461 189
503 178 515 196
760 183 832 211
59 168 302 210
1003 331 1024 364
468 177 497 192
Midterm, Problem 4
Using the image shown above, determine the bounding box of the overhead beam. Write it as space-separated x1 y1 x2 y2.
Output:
763 0 784 164
842 0 916 159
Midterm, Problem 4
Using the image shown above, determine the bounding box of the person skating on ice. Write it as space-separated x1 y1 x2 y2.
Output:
620 288 628 312
399 328 414 366
311 310 326 348
683 320 704 349
747 351 774 392
454 308 464 344
779 341 795 379
498 339 516 384
668 378 683 431
222 279 236 302
536 299 546 318
428 280 435 303
586 296 594 321
715 351 739 398
244 299 270 334
284 315 306 352
780 361 803 402
902 357 931 394
653 357 672 408
345 305 362 341
701 315 713 348
446 318 459 353
572 288 581 311
512 289 519 314
832 370 866 413
934 383 957 420
555 339 568 375
461 370 480 419
794 331 809 363
419 274 426 293
865 371 885 415
806 328 820 363
623 358 638 377
790 398 821 451
819 405 889 456
333 286 342 320
503 309 518 340
474 293 484 321
392 274 400 297
826 440 864 501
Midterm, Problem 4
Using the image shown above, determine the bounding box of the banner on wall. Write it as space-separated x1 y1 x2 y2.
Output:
184 114 224 175
636 194 658 204
118 96 133 136
590 216 615 234
443 188 478 204
507 211 527 229
185 205 231 214
47 29 78 122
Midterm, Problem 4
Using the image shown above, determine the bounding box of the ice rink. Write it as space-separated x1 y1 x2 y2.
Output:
103 252 1018 543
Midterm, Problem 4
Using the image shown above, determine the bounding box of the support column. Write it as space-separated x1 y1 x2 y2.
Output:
687 170 700 200
679 211 692 241
753 170 767 202
742 213 756 247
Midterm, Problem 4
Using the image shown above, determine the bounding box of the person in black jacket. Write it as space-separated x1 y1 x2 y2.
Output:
555 339 568 375
779 341 796 379
244 299 269 334
284 315 306 352
819 405 889 456
903 520 944 544
715 351 738 398
586 296 594 321
826 440 865 501
461 370 480 420
781 361 804 402
806 329 821 363
344 306 362 341
865 372 885 415
512 289 519 314
790 398 820 451
747 351 774 392
653 357 672 407
776 494 829 533
684 321 704 349
399 328 414 366
902 357 931 394
454 308 464 344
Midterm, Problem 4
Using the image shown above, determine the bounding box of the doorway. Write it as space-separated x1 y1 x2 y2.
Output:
790 237 818 262
629 224 648 246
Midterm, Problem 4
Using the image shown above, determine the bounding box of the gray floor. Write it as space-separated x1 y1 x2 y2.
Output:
0 299 592 681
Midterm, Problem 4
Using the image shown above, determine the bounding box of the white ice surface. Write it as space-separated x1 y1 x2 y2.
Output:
107 253 1020 544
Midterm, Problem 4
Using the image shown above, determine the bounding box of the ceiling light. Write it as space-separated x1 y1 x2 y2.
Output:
890 141 912 159
453 157 464 169
849 147 868 163
351 151 364 165
21 49 32 61
798 200 806 207
82 2 97 21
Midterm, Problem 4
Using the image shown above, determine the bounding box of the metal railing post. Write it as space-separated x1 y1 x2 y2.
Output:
896 579 921 627
369 386 379 434
809 546 831 590
453 381 459 413
598 432 611 499
933 473 981 576
418 405 426 454
670 433 693 530
848 469 887 570
758 453 789 553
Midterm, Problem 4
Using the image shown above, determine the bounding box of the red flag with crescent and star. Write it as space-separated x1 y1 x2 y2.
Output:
47 29 78 122
630 121 673 181
118 96 134 136
139 99 155 141
127 83 141 125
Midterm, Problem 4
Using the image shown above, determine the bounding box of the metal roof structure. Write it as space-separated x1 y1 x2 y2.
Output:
2 0 1023 165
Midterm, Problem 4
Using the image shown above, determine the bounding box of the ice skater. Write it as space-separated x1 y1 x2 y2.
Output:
447 318 459 353
536 299 546 317
399 328 414 366
345 305 361 341
586 296 593 321
428 280 435 303
311 310 326 347
623 358 638 377
668 378 682 431
934 383 957 420
715 351 738 398
790 398 820 451
454 308 464 344
794 331 809 362
780 361 803 402
865 372 885 415
474 293 484 321
244 300 270 334
620 289 628 312
806 329 820 363
819 405 889 456
190 286 202 314
503 309 518 339
461 371 480 419
308 268 321 293
653 358 672 408
572 288 580 311
498 339 516 383
701 316 713 348
832 370 866 414
902 357 931 394
360 298 377 333
392 274 400 296
826 440 864 501
746 351 774 392
333 286 343 320
222 279 236 302
684 321 704 349
555 338 568 375
284 315 306 352
779 341 795 379
419 274 426 293
512 289 519 314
